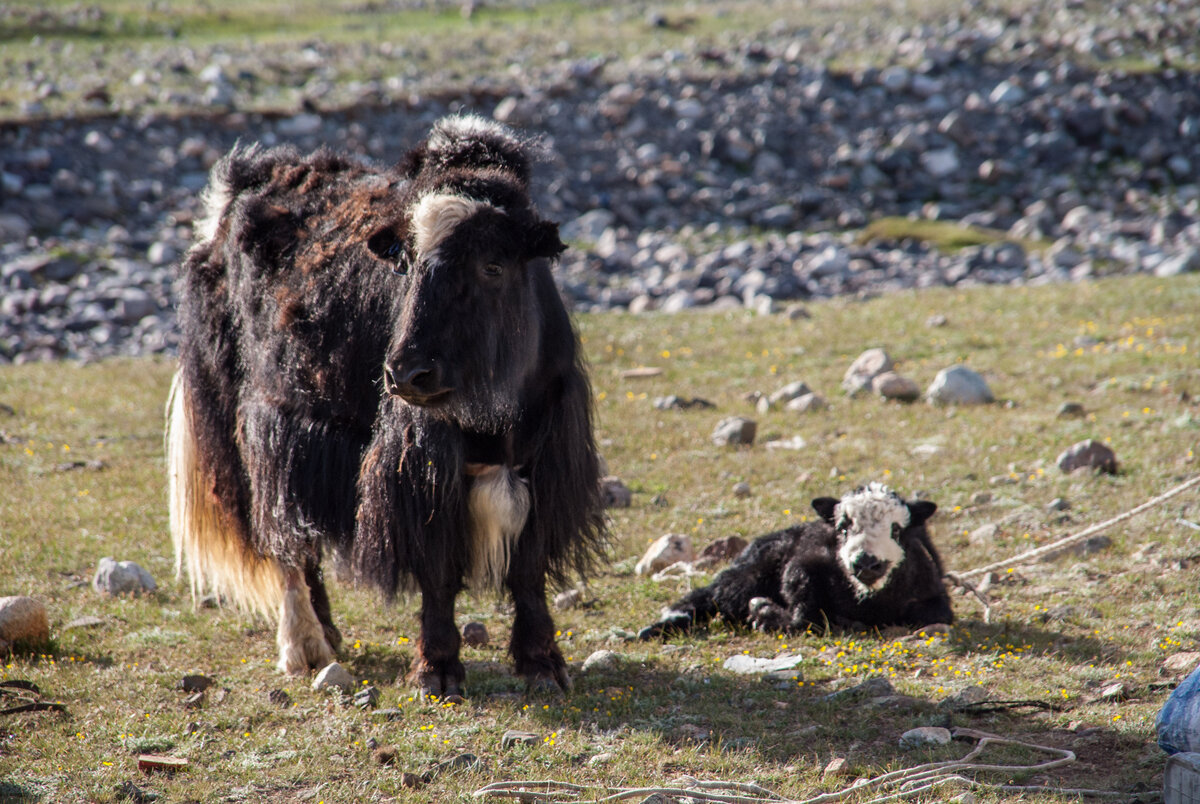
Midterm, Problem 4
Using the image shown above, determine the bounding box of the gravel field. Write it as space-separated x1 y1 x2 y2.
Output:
1 0 1199 362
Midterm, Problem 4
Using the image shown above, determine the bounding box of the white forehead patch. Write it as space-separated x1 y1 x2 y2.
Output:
411 192 487 260
835 483 909 596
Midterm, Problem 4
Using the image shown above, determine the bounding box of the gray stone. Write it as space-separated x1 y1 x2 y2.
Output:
711 416 756 446
988 80 1027 105
1155 249 1200 277
768 380 812 406
843 348 894 396
113 289 157 325
601 476 632 508
311 661 357 692
461 621 489 648
92 557 157 596
561 209 616 243
1056 439 1118 474
732 481 752 498
0 214 31 242
0 596 50 652
1057 402 1086 418
900 726 952 748
501 730 540 749
925 365 994 405
553 589 582 610
786 393 827 413
581 649 621 673
722 652 803 675
872 371 921 402
920 148 960 178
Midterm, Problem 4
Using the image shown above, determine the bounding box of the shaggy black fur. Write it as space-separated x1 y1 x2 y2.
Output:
177 117 606 694
638 490 953 639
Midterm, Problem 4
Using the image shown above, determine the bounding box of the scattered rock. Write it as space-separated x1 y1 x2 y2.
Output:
722 653 803 675
373 746 398 765
823 757 849 777
968 523 999 546
553 589 582 610
588 752 615 766
926 365 994 406
461 621 489 648
899 726 953 748
582 649 621 673
177 675 214 693
785 393 828 413
92 557 157 596
501 730 540 749
843 348 894 396
182 692 204 710
268 689 291 707
63 615 105 631
872 371 921 402
1047 497 1070 511
768 380 813 406
1056 439 1118 474
1163 652 1200 675
711 416 757 446
1057 402 1086 418
698 535 748 563
601 476 633 508
354 685 381 709
823 676 894 702
653 395 715 410
635 533 693 575
311 662 356 693
0 596 50 652
731 481 752 498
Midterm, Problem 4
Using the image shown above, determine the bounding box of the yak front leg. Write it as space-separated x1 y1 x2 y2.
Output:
507 558 569 693
304 559 342 654
277 566 336 675
413 572 465 700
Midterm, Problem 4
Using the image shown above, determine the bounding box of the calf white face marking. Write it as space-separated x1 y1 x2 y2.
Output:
833 483 909 597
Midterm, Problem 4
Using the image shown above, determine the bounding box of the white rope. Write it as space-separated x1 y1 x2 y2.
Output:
952 473 1200 581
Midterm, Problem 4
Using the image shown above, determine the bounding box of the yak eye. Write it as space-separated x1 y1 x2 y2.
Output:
391 262 408 276
836 519 850 533
891 522 902 536
483 262 503 277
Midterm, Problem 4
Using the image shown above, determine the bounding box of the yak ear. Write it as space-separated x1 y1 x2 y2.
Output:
526 220 566 261
397 142 428 178
907 500 938 525
811 497 840 523
366 226 412 274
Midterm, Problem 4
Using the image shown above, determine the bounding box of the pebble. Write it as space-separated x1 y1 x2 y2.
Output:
843 349 894 396
501 730 540 749
925 365 994 405
0 596 50 652
461 621 489 648
899 726 953 748
711 416 757 446
731 481 752 498
635 533 693 575
92 557 157 596
311 661 356 692
600 476 632 508
1056 439 1118 474
698 535 748 563
786 393 827 413
872 371 921 402
1057 402 1086 418
722 653 803 675
581 649 621 673
553 589 582 610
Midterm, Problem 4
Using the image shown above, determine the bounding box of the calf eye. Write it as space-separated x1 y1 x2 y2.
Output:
483 262 503 277
891 523 902 536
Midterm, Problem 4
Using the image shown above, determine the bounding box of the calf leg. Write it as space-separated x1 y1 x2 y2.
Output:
413 573 465 700
507 561 569 692
277 566 336 675
638 586 718 640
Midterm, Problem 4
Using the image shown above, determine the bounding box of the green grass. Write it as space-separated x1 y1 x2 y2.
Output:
2 274 1197 801
857 217 1048 254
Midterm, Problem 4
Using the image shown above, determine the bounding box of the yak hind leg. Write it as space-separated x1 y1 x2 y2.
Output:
412 574 466 701
277 566 336 675
304 560 342 654
506 562 569 694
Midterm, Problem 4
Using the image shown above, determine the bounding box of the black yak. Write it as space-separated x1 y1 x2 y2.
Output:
167 115 606 697
638 484 952 639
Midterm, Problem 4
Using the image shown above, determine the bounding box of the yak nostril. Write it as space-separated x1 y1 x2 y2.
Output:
853 554 882 573
401 364 438 393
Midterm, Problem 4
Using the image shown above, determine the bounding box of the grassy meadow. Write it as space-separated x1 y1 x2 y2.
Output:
2 274 1199 801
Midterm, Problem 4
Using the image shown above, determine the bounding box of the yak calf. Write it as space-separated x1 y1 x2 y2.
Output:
639 483 953 639
168 116 606 697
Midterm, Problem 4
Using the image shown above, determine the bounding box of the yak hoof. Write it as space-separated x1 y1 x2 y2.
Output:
277 634 335 676
525 667 571 695
416 669 465 702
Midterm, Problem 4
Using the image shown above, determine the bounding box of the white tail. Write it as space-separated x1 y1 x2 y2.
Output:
166 371 286 618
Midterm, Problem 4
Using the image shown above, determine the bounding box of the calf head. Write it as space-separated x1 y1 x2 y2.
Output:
811 483 937 597
369 117 566 432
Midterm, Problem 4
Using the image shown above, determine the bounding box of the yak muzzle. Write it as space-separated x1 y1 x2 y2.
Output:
850 553 890 587
384 359 453 405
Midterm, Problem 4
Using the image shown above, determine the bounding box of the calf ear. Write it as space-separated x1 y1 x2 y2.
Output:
811 497 839 523
907 500 938 524
367 227 412 274
526 220 566 261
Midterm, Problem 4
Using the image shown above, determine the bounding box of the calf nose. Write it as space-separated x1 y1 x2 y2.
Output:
852 553 884 575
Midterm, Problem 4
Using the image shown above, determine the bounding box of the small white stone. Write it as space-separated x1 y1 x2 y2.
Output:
899 726 952 748
312 662 357 692
93 557 157 596
582 649 620 673
635 534 693 576
0 596 50 651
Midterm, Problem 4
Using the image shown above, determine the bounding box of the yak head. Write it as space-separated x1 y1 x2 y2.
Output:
368 116 567 433
811 483 937 598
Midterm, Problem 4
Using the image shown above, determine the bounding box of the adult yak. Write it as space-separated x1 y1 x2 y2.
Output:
167 116 606 697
